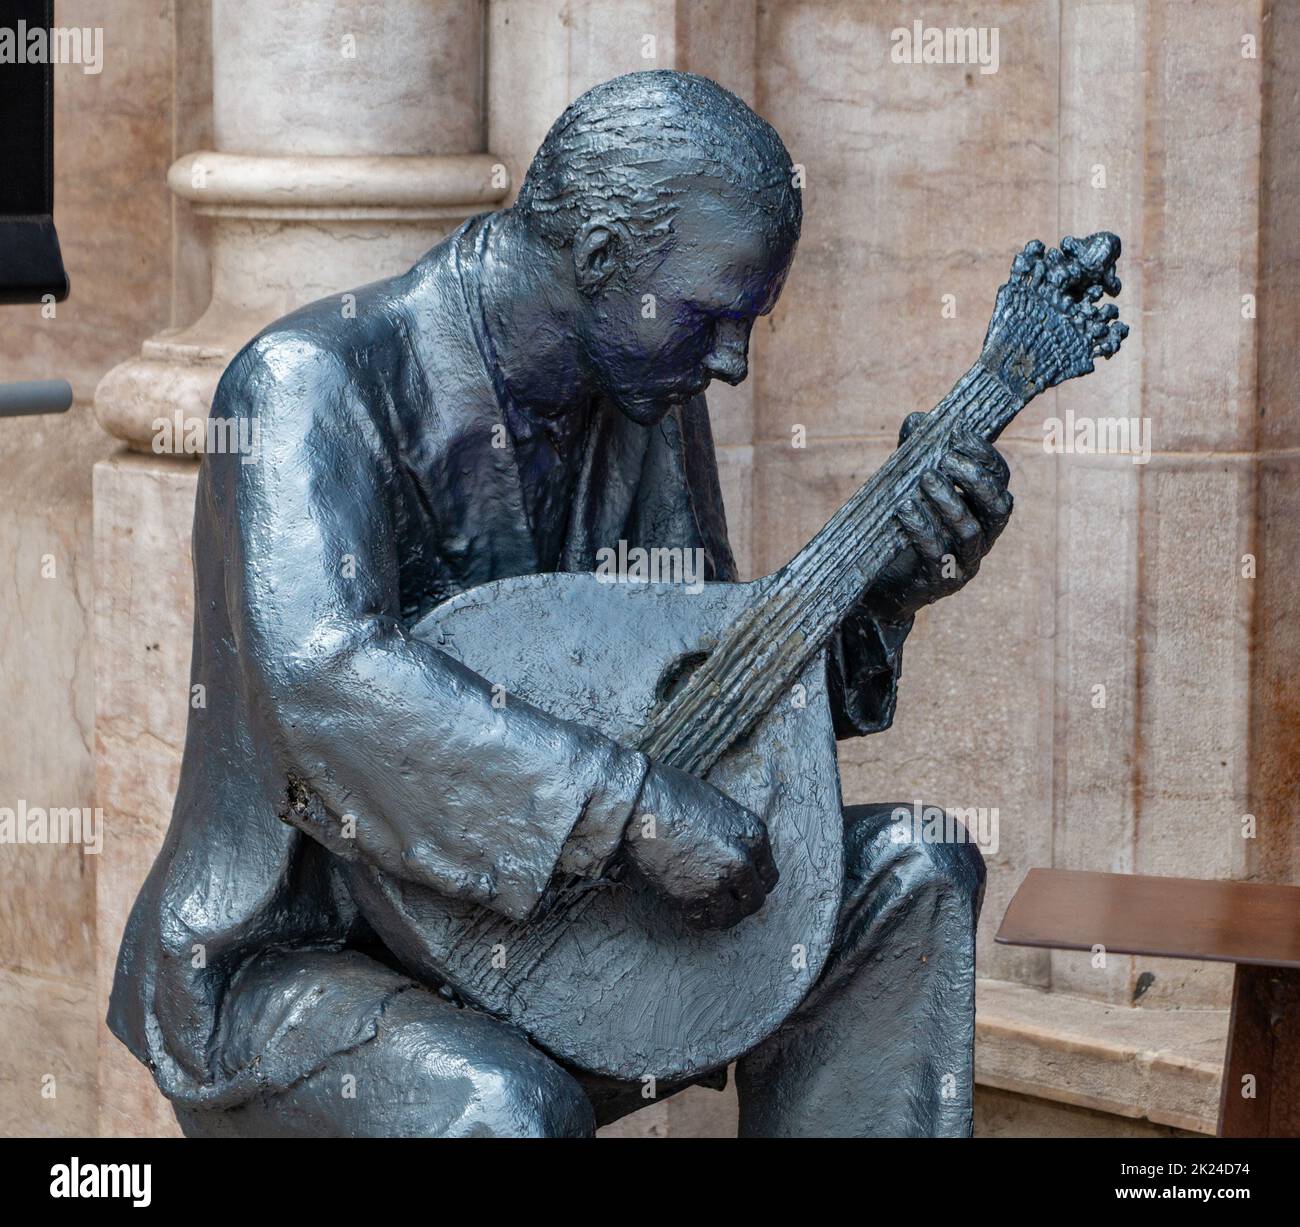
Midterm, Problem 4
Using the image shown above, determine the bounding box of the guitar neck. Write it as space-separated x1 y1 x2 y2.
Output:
639 231 1128 778
638 360 1024 775
777 361 1024 642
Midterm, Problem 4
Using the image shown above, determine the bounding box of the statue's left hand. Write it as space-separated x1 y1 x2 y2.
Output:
860 421 1013 624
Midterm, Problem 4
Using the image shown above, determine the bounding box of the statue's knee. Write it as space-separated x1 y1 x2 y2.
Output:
847 801 986 902
375 998 594 1138
458 1056 595 1139
919 825 986 902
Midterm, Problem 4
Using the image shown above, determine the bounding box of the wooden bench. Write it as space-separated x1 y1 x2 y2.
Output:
996 869 1300 1137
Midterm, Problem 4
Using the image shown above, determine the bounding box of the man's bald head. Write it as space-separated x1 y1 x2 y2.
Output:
492 71 801 427
515 70 802 275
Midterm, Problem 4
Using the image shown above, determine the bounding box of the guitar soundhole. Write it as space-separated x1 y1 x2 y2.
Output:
656 650 711 705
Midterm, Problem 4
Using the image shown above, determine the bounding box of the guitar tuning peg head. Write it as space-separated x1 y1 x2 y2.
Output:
1011 239 1046 277
981 231 1129 398
1095 319 1130 359
1063 232 1123 297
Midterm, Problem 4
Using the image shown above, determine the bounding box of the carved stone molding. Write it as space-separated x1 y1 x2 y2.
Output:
94 0 505 455
93 152 507 453
169 151 506 220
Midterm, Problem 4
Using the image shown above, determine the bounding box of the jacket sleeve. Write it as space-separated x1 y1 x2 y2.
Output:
825 608 913 739
221 335 647 924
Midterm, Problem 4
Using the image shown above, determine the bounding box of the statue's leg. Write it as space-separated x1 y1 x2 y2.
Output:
735 802 985 1138
173 949 596 1138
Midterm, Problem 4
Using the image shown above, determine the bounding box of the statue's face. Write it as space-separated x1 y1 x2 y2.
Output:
578 187 797 425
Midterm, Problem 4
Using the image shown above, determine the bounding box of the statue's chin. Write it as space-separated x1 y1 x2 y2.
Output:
608 392 675 426
608 378 709 425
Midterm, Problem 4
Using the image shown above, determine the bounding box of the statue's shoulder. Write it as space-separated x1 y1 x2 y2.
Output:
214 273 418 429
216 229 466 424
226 281 384 382
222 326 344 400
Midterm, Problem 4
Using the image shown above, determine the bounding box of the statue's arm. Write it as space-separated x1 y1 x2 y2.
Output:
825 610 912 739
219 336 648 922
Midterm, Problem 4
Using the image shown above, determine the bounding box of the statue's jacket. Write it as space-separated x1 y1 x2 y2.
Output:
108 217 912 1107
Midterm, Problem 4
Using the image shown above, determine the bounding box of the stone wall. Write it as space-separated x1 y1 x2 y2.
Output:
0 0 1295 1138
0 0 204 1136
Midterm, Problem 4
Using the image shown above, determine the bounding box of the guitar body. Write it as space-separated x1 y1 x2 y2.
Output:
342 572 846 1082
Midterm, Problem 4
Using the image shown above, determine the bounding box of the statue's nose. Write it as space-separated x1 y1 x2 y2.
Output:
704 349 748 385
704 319 751 385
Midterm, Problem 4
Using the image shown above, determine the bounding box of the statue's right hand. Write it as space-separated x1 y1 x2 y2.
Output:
623 763 778 930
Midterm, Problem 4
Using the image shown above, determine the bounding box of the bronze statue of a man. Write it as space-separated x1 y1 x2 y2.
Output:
109 70 1121 1137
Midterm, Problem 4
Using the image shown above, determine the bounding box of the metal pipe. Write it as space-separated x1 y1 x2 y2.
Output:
0 380 74 417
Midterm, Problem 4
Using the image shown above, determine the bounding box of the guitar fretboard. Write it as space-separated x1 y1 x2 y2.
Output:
637 361 1023 775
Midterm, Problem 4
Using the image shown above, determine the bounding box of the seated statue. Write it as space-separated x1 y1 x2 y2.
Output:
109 69 1124 1138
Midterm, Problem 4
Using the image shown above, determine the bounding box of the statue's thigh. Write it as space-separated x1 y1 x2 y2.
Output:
179 955 596 1139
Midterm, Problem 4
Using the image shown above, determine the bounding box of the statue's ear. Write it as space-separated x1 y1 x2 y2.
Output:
573 220 621 291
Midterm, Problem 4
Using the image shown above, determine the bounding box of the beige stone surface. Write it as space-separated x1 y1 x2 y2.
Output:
755 0 1061 445
92 455 199 1139
1050 459 1141 1003
0 969 97 1137
975 1085 1196 1138
1138 0 1263 455
1248 3 1300 889
1249 455 1300 884
0 0 186 1139
1257 0 1300 454
597 1101 670 1138
172 0 216 329
0 420 99 986
214 0 484 157
1049 0 1148 1010
98 0 506 451
976 978 1225 1134
598 1082 736 1138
